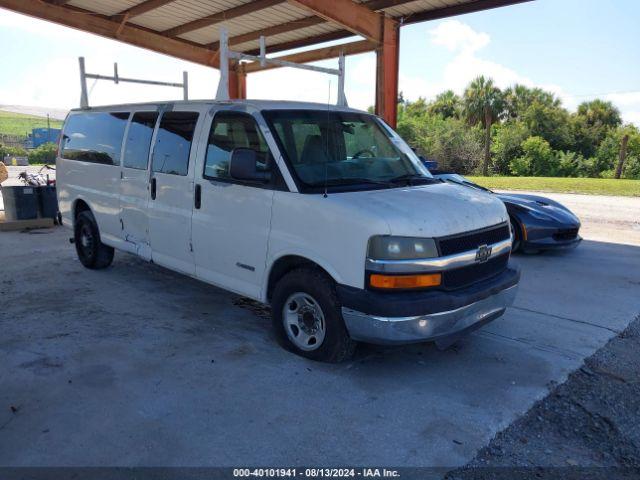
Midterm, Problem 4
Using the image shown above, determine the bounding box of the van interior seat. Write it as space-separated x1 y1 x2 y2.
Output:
301 135 329 165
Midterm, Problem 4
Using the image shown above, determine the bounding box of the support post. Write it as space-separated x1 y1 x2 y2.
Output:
79 56 89 108
375 16 399 128
337 52 347 107
216 28 230 100
183 71 189 100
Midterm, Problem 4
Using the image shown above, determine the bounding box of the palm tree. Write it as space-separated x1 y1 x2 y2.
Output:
428 90 461 119
463 76 505 175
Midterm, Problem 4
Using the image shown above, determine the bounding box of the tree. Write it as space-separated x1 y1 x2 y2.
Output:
427 90 461 119
510 136 557 176
615 133 630 179
572 100 623 158
522 102 573 151
491 121 529 175
577 99 622 130
503 84 560 119
463 76 505 176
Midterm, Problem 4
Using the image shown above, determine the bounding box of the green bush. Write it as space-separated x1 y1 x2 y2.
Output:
0 143 28 158
28 142 58 165
491 121 529 175
510 136 558 176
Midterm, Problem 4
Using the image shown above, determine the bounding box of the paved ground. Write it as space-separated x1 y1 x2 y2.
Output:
0 192 639 468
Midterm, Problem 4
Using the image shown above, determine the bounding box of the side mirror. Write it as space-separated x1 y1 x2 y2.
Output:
229 148 271 183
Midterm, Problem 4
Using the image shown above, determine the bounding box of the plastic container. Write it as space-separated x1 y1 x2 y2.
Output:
1 185 39 221
37 186 58 219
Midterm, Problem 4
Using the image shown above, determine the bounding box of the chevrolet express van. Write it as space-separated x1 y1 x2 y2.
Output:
57 100 519 362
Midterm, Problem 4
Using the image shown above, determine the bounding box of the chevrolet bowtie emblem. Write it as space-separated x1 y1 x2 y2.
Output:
475 244 492 263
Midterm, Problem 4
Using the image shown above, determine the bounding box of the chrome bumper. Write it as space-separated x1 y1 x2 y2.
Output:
341 284 518 345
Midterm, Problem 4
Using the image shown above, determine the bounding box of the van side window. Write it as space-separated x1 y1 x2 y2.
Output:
204 112 271 180
61 112 129 165
151 112 199 176
123 112 158 170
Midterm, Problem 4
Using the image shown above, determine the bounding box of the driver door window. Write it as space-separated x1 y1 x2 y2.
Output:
204 112 271 181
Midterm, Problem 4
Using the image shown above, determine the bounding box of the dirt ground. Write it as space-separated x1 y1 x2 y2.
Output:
448 316 640 479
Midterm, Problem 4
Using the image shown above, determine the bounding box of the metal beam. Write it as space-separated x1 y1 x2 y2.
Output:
110 0 178 21
402 0 533 24
162 0 282 38
247 0 529 56
242 39 376 73
211 0 415 52
375 17 399 128
286 0 389 43
208 17 325 51
0 0 220 68
244 30 356 56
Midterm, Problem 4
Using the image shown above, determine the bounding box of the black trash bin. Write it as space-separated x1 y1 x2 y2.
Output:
1 185 39 221
37 186 58 219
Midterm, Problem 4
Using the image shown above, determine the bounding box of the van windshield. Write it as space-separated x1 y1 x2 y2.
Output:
262 110 434 192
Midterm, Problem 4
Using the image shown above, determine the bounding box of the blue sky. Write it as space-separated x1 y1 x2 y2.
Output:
0 0 638 124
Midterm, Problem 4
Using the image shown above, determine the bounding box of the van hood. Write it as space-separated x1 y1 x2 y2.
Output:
337 182 508 238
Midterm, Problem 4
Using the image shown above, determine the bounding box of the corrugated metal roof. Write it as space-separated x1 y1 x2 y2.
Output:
62 0 522 54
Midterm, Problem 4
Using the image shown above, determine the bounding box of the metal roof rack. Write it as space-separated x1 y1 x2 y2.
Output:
215 28 347 107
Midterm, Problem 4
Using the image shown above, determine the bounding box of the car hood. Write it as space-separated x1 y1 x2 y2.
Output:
497 193 580 224
335 182 508 238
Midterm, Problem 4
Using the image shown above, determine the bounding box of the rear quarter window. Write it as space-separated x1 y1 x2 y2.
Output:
61 112 129 165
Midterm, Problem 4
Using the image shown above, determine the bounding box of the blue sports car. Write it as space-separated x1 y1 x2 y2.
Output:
431 172 582 253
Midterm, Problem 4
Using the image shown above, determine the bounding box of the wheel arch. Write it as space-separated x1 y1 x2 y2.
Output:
264 254 340 303
72 197 92 224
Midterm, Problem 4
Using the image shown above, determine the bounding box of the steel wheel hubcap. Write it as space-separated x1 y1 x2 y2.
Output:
283 292 326 351
80 224 94 252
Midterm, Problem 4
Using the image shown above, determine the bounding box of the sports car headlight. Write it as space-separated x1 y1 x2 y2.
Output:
368 236 438 260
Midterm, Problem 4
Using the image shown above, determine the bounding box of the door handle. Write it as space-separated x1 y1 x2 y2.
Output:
150 177 156 200
194 184 201 209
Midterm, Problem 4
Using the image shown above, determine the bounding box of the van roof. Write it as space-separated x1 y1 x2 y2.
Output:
69 99 368 114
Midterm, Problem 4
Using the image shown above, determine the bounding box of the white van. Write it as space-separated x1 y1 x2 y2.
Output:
57 100 519 362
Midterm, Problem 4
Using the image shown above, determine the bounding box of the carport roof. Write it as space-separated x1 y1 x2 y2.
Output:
0 0 531 67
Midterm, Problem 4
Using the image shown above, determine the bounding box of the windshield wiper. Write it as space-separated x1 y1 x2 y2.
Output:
388 174 442 185
307 177 395 188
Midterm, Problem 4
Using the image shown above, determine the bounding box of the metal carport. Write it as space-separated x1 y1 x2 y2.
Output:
0 0 530 126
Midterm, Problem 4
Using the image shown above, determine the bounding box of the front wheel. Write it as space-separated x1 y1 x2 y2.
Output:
74 210 114 269
271 268 356 362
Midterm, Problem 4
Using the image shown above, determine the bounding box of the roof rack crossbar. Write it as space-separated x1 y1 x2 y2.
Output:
215 28 347 106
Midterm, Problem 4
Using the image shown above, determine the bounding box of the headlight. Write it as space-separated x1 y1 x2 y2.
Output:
368 236 438 260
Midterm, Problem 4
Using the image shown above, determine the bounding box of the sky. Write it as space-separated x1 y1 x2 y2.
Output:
0 0 638 124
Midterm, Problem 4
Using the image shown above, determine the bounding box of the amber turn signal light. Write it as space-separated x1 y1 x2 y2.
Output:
369 273 442 289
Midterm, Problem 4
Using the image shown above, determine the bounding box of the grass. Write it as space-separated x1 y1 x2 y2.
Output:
0 110 63 137
467 176 640 197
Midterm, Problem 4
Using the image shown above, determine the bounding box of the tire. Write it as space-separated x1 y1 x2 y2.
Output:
271 267 356 363
74 210 114 269
509 216 522 253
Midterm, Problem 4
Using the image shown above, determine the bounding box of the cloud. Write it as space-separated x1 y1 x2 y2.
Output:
429 20 490 54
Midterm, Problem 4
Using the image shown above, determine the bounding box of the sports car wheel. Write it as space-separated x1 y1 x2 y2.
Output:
509 217 522 253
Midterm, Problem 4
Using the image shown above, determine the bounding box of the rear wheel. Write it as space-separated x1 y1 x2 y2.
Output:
271 268 356 362
74 210 114 269
509 216 522 253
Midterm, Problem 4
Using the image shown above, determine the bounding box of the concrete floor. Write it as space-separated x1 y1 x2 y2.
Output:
0 193 639 467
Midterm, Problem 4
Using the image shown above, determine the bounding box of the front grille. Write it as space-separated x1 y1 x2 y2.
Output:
553 228 579 241
442 253 510 290
437 223 510 256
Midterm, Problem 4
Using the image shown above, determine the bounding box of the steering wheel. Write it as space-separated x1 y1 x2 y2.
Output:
352 149 376 159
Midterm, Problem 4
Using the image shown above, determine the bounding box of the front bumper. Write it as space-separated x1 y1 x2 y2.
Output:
524 235 582 252
338 267 519 345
